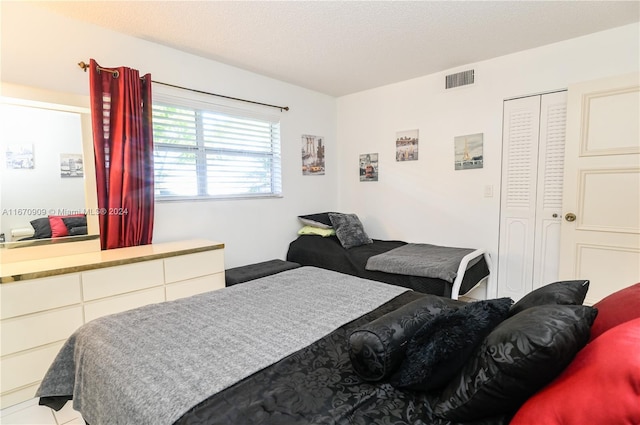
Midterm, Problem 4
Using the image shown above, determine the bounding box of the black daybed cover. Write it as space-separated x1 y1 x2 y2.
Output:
287 235 489 297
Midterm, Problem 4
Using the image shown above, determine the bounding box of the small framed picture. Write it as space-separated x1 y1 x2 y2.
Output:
5 144 34 169
301 134 325 175
359 153 378 182
60 153 84 177
454 133 484 170
396 129 418 161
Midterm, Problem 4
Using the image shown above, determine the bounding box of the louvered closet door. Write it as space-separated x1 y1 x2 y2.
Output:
498 92 567 300
498 96 541 300
532 91 567 289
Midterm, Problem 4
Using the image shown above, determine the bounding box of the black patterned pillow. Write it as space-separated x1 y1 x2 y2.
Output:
509 280 589 316
434 304 598 421
349 295 464 381
328 213 373 249
391 297 513 391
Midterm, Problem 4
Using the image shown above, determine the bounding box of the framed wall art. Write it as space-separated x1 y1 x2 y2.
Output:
359 153 378 182
60 153 84 178
454 133 484 170
301 134 325 175
396 129 418 161
5 144 34 169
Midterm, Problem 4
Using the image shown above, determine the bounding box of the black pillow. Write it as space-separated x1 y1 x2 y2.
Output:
62 215 87 231
391 297 513 391
348 295 465 381
297 212 335 229
68 226 88 236
329 213 373 249
30 217 52 239
509 280 589 316
434 304 598 421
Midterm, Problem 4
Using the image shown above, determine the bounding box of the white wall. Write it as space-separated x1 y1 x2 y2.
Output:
2 2 638 273
336 23 639 297
1 2 338 267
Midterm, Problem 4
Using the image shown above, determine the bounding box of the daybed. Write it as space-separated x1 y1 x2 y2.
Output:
287 212 491 299
36 267 640 425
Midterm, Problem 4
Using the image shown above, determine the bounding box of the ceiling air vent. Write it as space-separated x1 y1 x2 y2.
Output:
446 69 474 89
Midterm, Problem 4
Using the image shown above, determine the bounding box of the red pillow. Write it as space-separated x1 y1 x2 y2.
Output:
48 214 84 238
589 282 640 342
510 317 640 425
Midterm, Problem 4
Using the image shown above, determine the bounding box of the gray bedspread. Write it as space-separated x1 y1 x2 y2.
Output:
365 243 478 283
36 266 407 425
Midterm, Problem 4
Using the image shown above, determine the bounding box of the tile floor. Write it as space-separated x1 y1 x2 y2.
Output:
1 398 84 425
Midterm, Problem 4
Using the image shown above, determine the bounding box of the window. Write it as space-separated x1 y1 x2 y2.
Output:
152 97 282 200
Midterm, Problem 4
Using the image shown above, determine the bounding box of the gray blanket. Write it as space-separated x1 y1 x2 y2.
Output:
36 267 407 425
365 243 478 283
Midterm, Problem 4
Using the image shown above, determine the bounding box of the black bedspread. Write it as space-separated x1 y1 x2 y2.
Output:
175 291 509 425
287 235 489 297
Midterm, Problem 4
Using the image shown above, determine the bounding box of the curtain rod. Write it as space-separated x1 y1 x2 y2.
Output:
77 61 289 112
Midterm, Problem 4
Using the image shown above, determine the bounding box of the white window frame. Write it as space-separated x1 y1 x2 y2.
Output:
152 91 282 201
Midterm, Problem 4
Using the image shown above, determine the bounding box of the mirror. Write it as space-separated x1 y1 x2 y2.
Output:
0 84 100 262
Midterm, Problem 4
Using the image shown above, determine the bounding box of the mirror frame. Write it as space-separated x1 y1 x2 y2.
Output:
0 83 101 263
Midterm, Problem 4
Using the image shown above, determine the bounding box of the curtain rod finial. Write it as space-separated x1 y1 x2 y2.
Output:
78 61 89 72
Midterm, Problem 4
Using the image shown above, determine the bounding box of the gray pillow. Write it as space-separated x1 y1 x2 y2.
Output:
328 213 373 249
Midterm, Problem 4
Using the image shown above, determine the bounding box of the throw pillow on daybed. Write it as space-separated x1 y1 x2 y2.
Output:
297 225 336 237
509 279 589 316
348 295 465 381
433 304 597 422
329 213 373 249
510 317 640 425
390 297 513 391
589 282 640 342
297 212 335 229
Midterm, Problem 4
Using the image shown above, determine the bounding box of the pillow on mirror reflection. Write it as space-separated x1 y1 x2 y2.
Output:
69 226 88 236
62 215 87 230
30 217 52 239
48 214 85 238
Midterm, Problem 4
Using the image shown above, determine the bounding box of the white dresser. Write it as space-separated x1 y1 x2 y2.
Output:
0 240 225 409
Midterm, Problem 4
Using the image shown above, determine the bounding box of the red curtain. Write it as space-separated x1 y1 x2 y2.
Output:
89 59 154 250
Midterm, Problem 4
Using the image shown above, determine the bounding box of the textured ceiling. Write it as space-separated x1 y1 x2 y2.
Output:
34 1 640 97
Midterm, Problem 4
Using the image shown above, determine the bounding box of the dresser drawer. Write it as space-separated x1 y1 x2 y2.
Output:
83 287 165 322
0 342 64 394
165 273 225 301
1 306 83 356
82 260 164 301
0 274 81 320
164 250 224 283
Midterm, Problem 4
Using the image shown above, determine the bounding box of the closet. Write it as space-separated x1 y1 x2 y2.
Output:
498 91 567 301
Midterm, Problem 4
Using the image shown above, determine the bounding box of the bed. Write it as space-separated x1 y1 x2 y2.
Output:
36 266 617 425
287 212 491 299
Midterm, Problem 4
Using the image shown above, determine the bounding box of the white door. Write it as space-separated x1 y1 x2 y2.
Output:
559 73 640 305
532 92 567 289
498 91 566 300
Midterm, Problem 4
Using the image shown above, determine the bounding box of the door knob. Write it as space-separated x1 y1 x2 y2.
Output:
565 213 577 222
